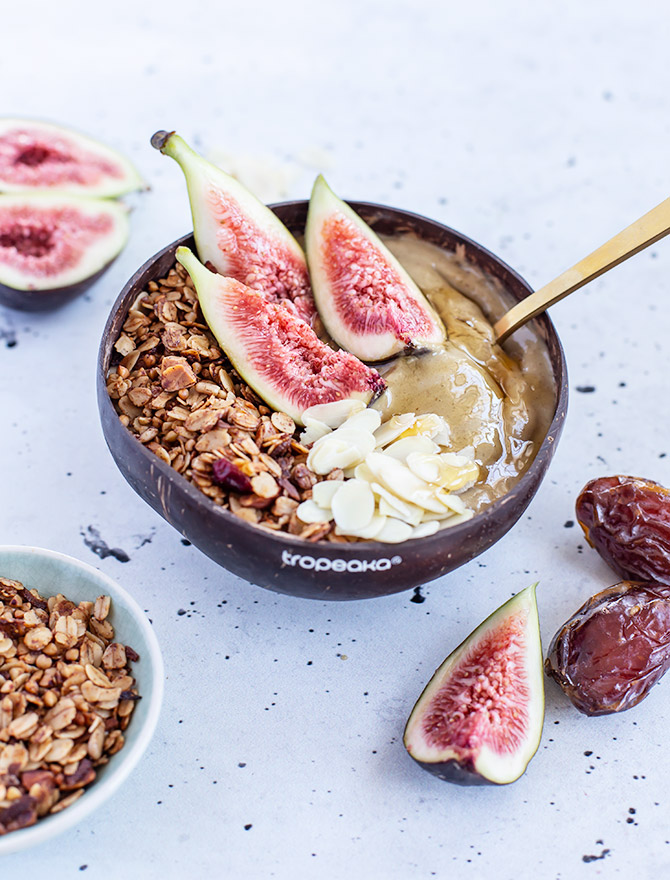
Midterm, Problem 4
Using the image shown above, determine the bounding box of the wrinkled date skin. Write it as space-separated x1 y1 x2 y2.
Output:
576 476 670 584
545 580 670 715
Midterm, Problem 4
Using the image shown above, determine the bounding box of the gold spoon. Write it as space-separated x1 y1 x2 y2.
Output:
494 196 670 344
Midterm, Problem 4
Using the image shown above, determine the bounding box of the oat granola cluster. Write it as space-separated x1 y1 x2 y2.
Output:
0 577 140 835
106 261 348 543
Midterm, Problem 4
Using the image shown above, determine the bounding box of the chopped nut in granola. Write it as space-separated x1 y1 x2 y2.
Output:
106 261 351 542
0 578 141 836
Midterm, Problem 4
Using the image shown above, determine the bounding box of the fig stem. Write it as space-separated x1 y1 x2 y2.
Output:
150 130 175 152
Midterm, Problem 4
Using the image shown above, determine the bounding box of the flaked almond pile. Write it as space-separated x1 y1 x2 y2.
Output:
0 576 140 835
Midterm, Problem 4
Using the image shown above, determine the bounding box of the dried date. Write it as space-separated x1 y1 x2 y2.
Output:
576 475 670 584
545 580 670 715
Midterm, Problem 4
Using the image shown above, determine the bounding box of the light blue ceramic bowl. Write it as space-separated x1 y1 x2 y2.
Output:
0 546 164 854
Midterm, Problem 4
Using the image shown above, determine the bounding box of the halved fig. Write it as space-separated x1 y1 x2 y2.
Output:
0 193 129 311
176 246 385 424
0 118 144 197
305 176 446 361
404 583 544 785
152 130 315 325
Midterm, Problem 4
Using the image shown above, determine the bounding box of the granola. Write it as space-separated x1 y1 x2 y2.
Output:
0 576 141 835
107 261 346 542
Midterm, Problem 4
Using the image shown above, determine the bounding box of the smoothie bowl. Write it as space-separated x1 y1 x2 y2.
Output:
97 191 567 600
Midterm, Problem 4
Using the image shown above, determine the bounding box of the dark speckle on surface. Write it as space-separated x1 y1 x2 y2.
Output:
582 848 610 863
244 824 253 831
576 385 596 393
564 520 574 528
410 587 426 604
81 526 130 563
135 531 155 548
0 321 17 348
177 608 186 616
181 538 192 546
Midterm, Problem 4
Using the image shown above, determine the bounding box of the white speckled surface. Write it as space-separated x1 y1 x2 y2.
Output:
2 0 669 875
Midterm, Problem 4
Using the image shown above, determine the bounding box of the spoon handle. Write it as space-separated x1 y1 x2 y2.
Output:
494 196 670 344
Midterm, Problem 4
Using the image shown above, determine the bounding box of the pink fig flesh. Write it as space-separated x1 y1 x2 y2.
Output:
404 584 544 785
154 131 315 326
0 194 128 293
320 213 443 349
205 183 314 324
306 176 445 361
176 246 385 424
0 119 143 196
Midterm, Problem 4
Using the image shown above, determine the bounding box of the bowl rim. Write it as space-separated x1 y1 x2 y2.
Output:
97 200 568 559
0 545 164 855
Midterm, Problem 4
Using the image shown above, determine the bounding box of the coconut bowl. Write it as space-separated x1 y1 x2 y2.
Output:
97 202 568 600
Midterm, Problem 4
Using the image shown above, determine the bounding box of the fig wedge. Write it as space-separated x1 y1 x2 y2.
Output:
404 583 544 785
305 175 445 361
0 118 144 197
176 246 384 424
152 130 315 325
0 193 129 311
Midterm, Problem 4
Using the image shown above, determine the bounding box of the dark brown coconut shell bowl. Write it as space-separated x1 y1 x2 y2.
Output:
97 202 568 601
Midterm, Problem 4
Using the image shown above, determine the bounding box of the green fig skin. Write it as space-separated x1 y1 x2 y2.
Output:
404 584 544 786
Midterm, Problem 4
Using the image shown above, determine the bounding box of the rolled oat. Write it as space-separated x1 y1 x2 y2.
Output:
0 577 140 836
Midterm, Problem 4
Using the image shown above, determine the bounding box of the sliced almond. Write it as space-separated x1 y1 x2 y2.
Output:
377 495 424 527
374 518 413 543
311 480 344 509
330 480 375 532
384 436 439 462
335 513 388 539
364 452 429 501
299 417 331 447
340 408 382 434
411 521 440 539
296 500 334 525
373 413 416 447
302 398 366 428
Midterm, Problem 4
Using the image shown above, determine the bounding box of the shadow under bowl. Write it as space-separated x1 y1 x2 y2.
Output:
97 201 568 601
0 545 164 855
